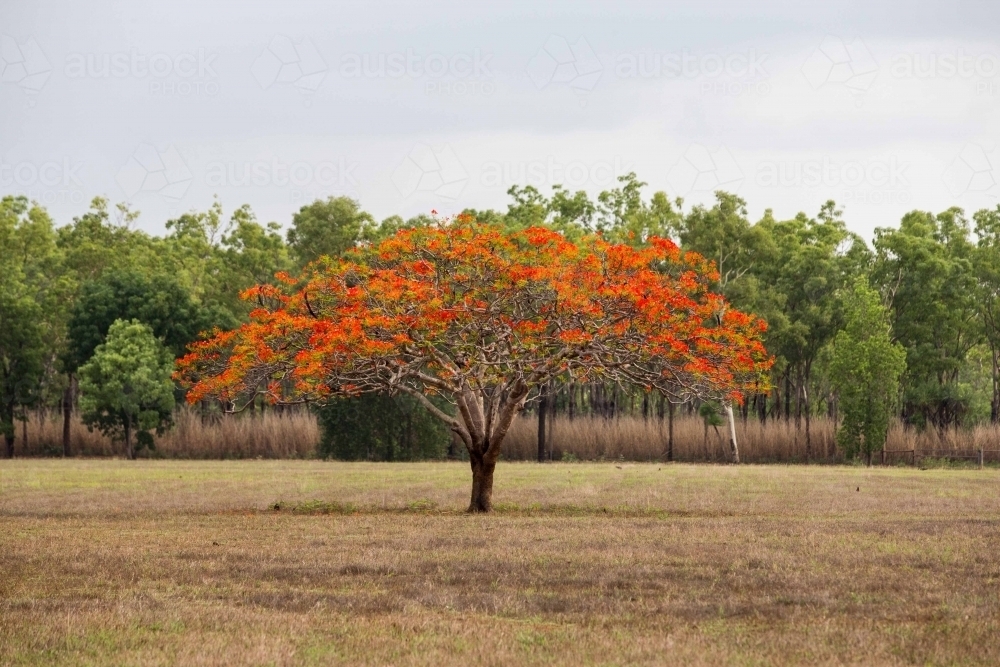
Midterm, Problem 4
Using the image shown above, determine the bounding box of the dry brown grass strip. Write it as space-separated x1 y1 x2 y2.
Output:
15 408 319 459
16 409 1000 463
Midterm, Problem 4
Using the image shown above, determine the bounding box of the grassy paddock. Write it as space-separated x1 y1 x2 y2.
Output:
2 460 999 665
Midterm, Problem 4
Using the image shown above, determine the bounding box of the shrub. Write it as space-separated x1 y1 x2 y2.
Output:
315 393 451 460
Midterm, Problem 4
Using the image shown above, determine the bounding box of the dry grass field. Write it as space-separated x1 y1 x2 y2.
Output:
15 409 1000 464
2 460 999 666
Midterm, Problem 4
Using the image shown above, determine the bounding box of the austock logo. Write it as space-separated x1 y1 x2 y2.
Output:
64 49 218 79
891 50 1000 80
0 155 85 204
392 143 468 200
614 48 768 79
525 38 770 97
756 155 912 205
667 144 744 196
115 144 193 201
204 157 360 204
615 48 771 98
942 143 1000 198
526 35 602 92
64 48 220 96
337 46 495 97
479 156 634 190
755 156 911 188
204 158 359 188
801 35 878 101
251 35 327 92
339 48 493 79
0 34 52 94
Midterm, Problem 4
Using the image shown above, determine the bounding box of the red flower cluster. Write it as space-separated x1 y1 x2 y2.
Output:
177 220 772 412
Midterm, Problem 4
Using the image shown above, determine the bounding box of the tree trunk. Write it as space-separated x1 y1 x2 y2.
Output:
803 381 811 462
548 398 554 460
805 362 816 456
784 371 791 422
21 416 27 454
62 375 74 457
725 404 740 463
703 419 709 459
667 400 675 462
124 415 135 460
992 345 999 424
3 399 13 458
794 371 803 433
536 388 548 463
468 453 496 513
772 383 779 422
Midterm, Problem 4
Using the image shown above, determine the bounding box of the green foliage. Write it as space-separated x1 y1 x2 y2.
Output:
12 182 1000 462
698 401 724 427
973 205 1000 422
503 185 550 229
0 196 65 454
164 200 291 325
500 174 679 244
596 174 681 244
872 209 980 428
0 286 46 453
316 393 451 461
56 197 155 281
768 204 861 388
78 319 175 458
829 280 907 461
65 269 211 372
272 499 358 514
287 196 374 266
361 213 437 246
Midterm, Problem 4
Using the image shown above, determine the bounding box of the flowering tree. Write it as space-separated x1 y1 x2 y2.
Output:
178 221 771 511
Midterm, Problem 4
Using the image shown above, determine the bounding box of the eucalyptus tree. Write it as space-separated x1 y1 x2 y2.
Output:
973 205 1000 423
829 279 906 464
765 202 864 454
873 209 981 430
286 196 374 266
0 196 66 456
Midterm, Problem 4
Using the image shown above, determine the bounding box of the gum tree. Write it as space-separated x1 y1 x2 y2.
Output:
872 209 980 430
829 280 906 465
178 220 771 511
0 196 62 457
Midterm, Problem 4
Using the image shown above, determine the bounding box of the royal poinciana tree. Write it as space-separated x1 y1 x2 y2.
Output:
178 220 772 511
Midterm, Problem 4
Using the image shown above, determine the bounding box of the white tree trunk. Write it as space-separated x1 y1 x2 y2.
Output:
725 403 740 463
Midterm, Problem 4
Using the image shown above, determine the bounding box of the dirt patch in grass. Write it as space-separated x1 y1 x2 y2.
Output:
1 460 999 665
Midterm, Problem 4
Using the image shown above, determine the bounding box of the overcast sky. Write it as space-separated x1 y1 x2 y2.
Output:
2 0 999 241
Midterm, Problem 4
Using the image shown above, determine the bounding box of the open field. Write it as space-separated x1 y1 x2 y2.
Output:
2 461 999 665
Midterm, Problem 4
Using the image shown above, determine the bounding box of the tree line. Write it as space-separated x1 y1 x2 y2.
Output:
3 173 1000 460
